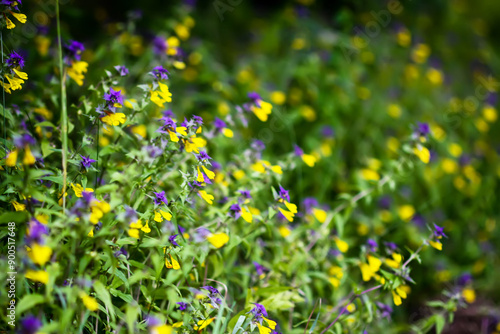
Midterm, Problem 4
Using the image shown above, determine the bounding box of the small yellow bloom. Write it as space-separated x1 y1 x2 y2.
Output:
71 183 94 198
141 222 151 233
278 207 294 222
6 18 15 29
11 12 27 23
198 190 214 205
398 205 415 222
429 239 442 251
278 225 291 237
28 243 52 266
270 91 286 105
334 237 349 253
222 128 233 138
6 149 18 167
302 153 316 167
251 101 272 122
193 318 214 331
207 233 229 248
312 208 327 223
241 207 253 223
151 324 173 334
25 270 49 284
413 146 430 163
128 229 140 239
80 292 99 311
202 166 215 180
102 113 126 126
22 146 36 165
361 168 380 181
461 287 476 303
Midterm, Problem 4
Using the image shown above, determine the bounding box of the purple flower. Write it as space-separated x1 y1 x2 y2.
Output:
114 65 129 76
376 302 393 318
457 273 472 286
80 155 96 169
14 134 36 148
248 92 262 107
321 125 335 138
411 214 426 228
26 218 49 244
252 140 265 151
433 224 447 238
20 315 42 334
114 247 128 258
229 204 241 219
253 261 266 276
384 242 397 251
145 145 163 159
169 234 179 247
239 190 251 199
65 40 84 61
214 118 226 132
153 191 168 206
294 145 304 156
192 115 203 126
196 150 212 162
145 316 161 327
104 88 124 108
177 302 188 311
202 286 220 295
278 185 290 202
302 197 318 214
151 66 169 80
152 36 167 54
249 303 268 318
367 239 378 252
415 122 430 138
6 51 25 69
378 196 392 210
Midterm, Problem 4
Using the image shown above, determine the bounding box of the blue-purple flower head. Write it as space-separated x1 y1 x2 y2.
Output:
202 285 220 296
415 122 430 138
26 218 49 244
152 35 167 54
321 125 335 138
151 66 169 80
384 242 397 252
367 239 378 252
196 150 211 162
169 234 179 247
248 92 262 107
249 303 268 319
103 88 124 108
177 301 189 311
80 155 96 169
278 185 290 202
114 65 129 76
376 302 393 318
14 133 36 148
457 273 473 286
6 51 25 69
114 247 128 258
378 196 392 210
239 190 251 199
20 315 42 334
253 261 266 276
153 191 168 206
192 115 203 126
302 197 318 214
145 145 163 159
65 40 84 61
433 224 447 238
294 145 304 157
229 204 241 219
214 117 226 131
1 0 21 10
251 139 265 151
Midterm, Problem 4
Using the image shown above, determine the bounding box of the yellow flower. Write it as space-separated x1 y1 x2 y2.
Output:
398 205 415 222
102 113 126 126
461 287 476 303
411 43 431 63
270 91 286 105
300 105 316 121
80 292 99 311
251 100 272 121
278 225 291 237
25 270 49 284
428 239 442 251
302 153 316 167
67 61 88 86
387 104 402 118
207 233 229 248
194 318 214 331
154 210 172 222
13 68 28 80
89 199 110 225
483 105 497 122
334 237 349 253
278 207 294 222
5 74 25 90
141 222 151 233
241 207 253 223
150 82 172 107
385 253 403 269
151 324 173 334
198 190 214 204
71 183 94 198
6 18 15 29
222 128 234 138
12 200 26 211
22 146 36 165
448 143 462 157
361 168 380 181
131 124 147 138
28 243 52 266
312 208 327 223
11 12 27 23
392 286 408 306
427 68 443 85
202 166 215 179
128 228 140 239
6 149 18 167
413 146 430 163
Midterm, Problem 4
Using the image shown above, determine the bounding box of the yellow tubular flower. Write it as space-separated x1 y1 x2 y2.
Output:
6 18 15 29
25 270 49 284
207 233 229 248
251 100 272 121
11 12 27 23
22 146 36 165
6 149 18 166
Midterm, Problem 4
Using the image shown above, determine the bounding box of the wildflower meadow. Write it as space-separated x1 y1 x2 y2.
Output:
1 0 500 333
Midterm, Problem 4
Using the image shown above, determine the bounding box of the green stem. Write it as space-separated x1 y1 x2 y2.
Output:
56 0 68 210
1 30 5 152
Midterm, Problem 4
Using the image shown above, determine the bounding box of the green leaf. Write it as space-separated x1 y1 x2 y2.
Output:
16 294 45 314
93 280 116 321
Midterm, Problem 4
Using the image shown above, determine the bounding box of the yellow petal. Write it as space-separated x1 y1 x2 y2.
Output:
334 237 349 253
154 211 162 222
398 205 415 222
6 18 15 29
170 255 180 270
429 239 442 251
302 154 316 167
413 146 430 163
207 233 229 248
278 225 291 237
199 190 214 205
6 149 18 167
28 243 52 266
160 210 172 221
13 68 28 80
241 207 253 223
392 291 402 306
278 207 294 222
11 12 27 23
222 128 233 138
80 292 99 311
361 168 380 181
25 270 49 284
194 318 214 331
202 166 215 180
141 222 151 233
367 255 382 272
312 208 327 223
128 229 140 239
284 201 297 214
